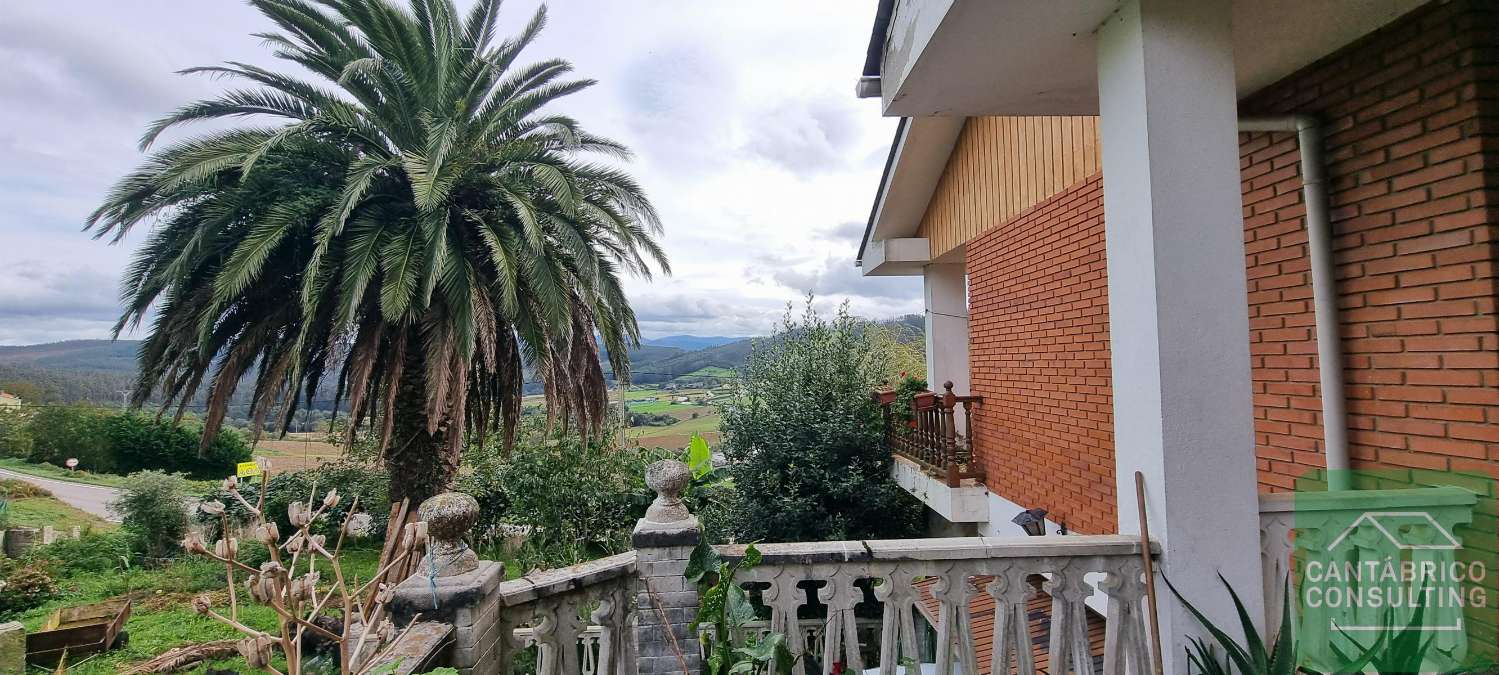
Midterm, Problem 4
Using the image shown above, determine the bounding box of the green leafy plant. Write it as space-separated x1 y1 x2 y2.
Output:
687 542 796 675
678 433 738 545
720 299 925 543
197 461 390 541
0 559 58 618
109 470 192 562
1165 573 1304 675
890 373 929 431
459 419 651 567
1331 598 1435 674
1169 573 1448 675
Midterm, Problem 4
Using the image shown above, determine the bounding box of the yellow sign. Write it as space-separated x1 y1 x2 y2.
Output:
236 461 262 478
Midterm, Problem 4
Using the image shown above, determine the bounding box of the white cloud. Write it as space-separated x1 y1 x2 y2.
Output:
0 0 915 344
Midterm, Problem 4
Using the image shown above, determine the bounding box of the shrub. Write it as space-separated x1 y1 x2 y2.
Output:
196 461 390 542
30 531 133 576
22 407 249 478
111 470 191 562
26 405 112 472
0 559 57 617
720 299 925 543
460 421 651 567
101 413 251 479
0 478 51 499
0 407 31 459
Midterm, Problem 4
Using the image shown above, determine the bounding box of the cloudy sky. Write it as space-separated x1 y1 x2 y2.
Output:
0 0 921 346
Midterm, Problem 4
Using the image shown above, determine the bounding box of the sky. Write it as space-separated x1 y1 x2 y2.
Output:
0 0 922 346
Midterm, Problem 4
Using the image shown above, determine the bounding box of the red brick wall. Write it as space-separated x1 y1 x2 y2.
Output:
966 175 1115 534
961 0 1498 533
1238 0 1499 492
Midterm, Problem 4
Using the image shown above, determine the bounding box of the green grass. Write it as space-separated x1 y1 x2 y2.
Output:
0 458 131 489
0 458 217 495
666 414 721 434
676 366 734 379
5 495 113 533
10 546 384 673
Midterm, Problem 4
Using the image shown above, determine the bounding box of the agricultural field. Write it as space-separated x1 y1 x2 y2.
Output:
622 383 729 450
252 433 350 472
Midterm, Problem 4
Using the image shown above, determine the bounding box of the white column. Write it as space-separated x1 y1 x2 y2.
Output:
923 263 969 396
1097 0 1264 670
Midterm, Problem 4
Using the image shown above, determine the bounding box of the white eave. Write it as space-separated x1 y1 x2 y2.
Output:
875 0 1429 118
857 116 963 276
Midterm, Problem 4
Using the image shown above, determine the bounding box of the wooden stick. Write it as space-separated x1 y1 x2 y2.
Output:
1135 471 1165 675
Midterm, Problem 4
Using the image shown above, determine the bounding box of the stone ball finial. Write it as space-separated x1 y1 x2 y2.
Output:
416 492 480 578
643 460 693 524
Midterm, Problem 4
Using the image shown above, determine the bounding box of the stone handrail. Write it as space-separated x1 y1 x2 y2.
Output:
717 535 1157 675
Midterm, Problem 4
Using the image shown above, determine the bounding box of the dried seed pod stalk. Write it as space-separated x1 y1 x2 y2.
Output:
177 470 419 675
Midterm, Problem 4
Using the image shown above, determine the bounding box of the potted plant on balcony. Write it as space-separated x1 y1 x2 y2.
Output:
891 373 928 431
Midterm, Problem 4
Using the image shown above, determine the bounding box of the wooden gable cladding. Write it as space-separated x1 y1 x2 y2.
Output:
917 116 1101 259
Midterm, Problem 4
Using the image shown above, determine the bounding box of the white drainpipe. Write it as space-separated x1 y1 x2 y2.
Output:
1239 116 1350 490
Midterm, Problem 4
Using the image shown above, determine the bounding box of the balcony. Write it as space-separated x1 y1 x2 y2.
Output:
873 382 984 488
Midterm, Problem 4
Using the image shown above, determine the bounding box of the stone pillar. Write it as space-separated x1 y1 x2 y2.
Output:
923 263 969 399
388 493 503 675
0 621 21 675
3 529 36 558
1096 0 1263 671
632 460 702 675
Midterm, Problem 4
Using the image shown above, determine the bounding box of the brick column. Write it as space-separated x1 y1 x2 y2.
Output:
632 460 702 675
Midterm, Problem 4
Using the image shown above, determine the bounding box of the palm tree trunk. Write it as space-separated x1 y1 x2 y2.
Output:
385 339 460 506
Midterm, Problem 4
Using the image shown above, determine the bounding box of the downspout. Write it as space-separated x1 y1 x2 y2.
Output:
1238 116 1351 490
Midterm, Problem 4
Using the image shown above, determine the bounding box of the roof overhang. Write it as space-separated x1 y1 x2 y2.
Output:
869 0 1430 117
862 237 931 277
856 116 963 273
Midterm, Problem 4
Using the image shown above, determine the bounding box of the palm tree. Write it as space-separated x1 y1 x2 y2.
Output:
87 0 667 504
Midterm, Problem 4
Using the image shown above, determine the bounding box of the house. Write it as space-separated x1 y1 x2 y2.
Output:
856 0 1497 669
0 392 20 408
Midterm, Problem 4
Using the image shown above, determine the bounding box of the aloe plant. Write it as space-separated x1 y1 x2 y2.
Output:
1167 573 1449 675
1164 573 1306 675
1330 598 1434 675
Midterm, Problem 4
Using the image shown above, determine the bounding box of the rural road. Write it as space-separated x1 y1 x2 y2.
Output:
0 469 122 522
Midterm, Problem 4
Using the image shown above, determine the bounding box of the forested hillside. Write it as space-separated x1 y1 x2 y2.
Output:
0 314 923 405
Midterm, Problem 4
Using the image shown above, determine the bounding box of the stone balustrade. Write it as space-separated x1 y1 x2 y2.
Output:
717 536 1155 675
389 460 1159 675
1258 486 1479 671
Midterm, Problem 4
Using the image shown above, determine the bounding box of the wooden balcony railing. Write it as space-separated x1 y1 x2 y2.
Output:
874 381 984 487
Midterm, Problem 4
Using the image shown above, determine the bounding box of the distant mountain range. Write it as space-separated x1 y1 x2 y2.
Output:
641 335 746 351
0 320 922 404
0 336 761 404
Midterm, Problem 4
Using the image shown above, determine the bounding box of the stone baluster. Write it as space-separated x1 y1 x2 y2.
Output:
817 570 867 675
1044 561 1097 675
984 563 1036 675
930 565 977 675
1098 557 1151 675
873 567 923 675
632 460 702 675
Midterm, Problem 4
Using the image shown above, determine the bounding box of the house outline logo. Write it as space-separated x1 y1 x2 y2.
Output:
1320 510 1468 633
1324 511 1462 552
